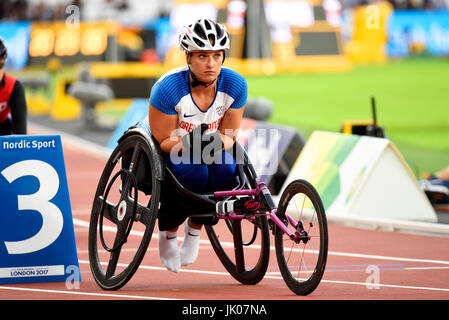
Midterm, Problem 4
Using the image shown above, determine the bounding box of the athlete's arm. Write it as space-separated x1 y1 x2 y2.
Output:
9 80 27 134
148 103 182 154
218 105 245 150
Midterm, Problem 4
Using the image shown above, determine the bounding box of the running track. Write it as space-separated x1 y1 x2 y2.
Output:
1 126 449 302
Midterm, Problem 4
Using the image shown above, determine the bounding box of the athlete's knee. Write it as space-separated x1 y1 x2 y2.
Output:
208 152 236 190
182 164 209 192
166 158 209 192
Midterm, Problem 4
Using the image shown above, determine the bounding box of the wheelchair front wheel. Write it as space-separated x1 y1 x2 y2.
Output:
88 134 161 290
274 179 328 295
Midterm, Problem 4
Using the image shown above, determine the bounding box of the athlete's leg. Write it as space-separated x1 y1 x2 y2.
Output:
158 229 181 273
165 152 209 193
181 151 236 266
180 218 202 266
159 153 209 270
207 150 237 191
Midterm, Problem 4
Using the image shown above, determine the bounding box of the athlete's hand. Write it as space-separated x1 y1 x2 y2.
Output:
182 123 223 164
182 123 209 150
201 130 223 164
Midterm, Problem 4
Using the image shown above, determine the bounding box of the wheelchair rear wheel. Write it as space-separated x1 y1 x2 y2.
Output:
205 217 270 285
88 134 161 290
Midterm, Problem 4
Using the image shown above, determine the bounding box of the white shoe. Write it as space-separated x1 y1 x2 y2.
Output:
420 179 449 195
180 220 201 266
158 230 181 273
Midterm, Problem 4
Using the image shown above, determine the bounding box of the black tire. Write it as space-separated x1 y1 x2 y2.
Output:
205 216 270 285
205 166 270 285
274 179 328 295
88 134 161 290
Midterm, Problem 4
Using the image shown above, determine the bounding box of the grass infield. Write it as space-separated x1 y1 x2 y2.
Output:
246 57 449 177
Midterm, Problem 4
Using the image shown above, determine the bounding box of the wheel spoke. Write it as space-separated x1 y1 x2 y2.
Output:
120 143 141 199
128 142 142 171
135 202 152 226
105 225 126 278
94 195 118 224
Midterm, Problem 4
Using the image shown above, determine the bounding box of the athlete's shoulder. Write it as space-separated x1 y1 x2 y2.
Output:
156 66 189 90
219 67 246 83
158 66 189 82
150 66 189 114
3 73 17 87
1 73 17 94
218 67 247 98
4 73 17 81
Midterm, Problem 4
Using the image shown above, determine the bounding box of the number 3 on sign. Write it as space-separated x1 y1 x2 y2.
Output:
1 160 63 254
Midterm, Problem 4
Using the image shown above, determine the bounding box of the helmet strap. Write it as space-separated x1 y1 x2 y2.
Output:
189 69 216 88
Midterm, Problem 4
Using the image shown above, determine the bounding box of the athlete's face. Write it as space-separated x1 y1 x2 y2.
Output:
187 50 223 84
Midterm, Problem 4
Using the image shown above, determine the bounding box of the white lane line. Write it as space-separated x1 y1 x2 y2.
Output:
8 219 442 298
74 219 449 293
76 260 449 293
265 266 449 275
325 250 449 266
319 279 449 293
401 266 449 271
72 209 92 216
73 218 449 266
77 247 159 254
0 285 180 300
78 259 230 277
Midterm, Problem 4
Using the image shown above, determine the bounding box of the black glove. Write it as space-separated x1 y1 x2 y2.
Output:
201 130 224 162
182 123 223 164
182 123 209 151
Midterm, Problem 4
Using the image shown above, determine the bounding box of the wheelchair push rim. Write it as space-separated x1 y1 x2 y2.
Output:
88 134 161 290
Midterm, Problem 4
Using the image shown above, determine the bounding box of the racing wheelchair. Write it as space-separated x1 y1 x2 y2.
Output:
88 125 328 295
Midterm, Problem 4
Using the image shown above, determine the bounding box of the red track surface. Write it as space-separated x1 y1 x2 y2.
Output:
1 133 449 302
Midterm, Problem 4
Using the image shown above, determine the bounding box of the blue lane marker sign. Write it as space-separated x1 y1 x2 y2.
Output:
0 135 80 284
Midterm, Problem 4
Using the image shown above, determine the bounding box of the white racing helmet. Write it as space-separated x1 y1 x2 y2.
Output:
179 19 230 52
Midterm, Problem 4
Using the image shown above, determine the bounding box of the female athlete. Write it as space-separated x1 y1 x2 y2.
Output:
136 19 247 272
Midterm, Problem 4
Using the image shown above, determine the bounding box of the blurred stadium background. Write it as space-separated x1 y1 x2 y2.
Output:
1 0 448 177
